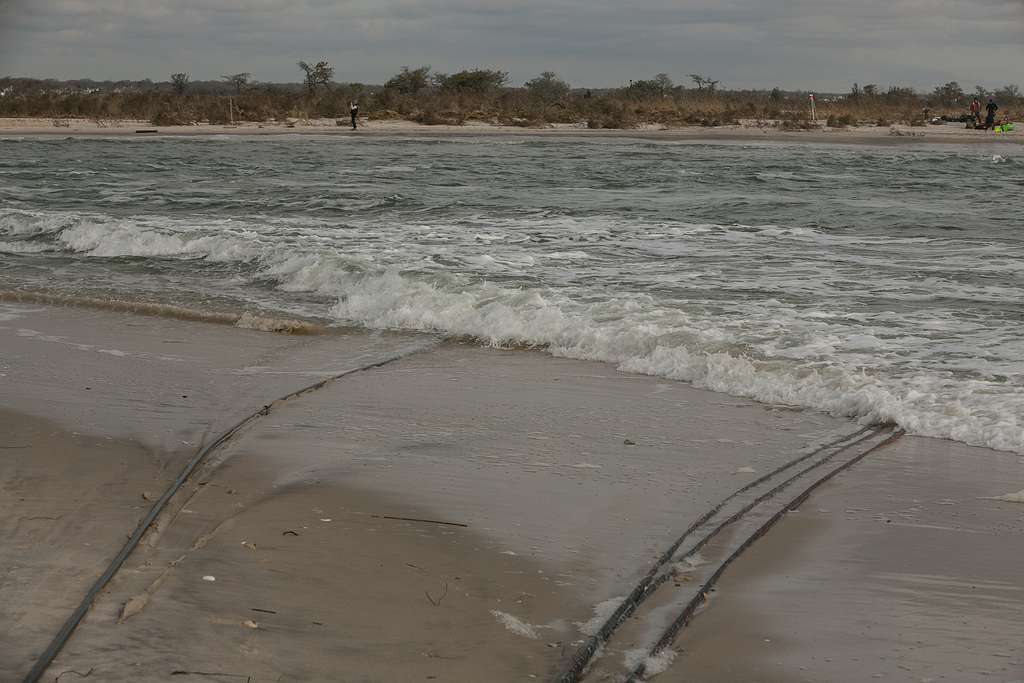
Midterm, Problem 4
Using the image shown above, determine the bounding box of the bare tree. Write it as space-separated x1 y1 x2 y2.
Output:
689 74 718 92
931 81 963 106
653 73 674 97
298 61 334 95
170 73 189 95
995 84 1021 101
221 72 251 94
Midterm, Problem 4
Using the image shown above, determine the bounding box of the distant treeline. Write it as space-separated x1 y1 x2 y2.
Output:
1 67 1020 129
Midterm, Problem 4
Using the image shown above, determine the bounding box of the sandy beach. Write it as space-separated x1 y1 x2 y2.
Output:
1 116 1021 145
667 436 1024 682
2 301 1021 682
5 1 1023 679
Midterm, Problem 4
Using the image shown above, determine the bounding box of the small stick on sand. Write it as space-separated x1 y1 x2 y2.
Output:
371 515 468 528
425 583 449 606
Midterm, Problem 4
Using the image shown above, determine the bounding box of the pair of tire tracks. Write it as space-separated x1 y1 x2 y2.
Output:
21 337 439 683
22 331 903 683
556 423 904 682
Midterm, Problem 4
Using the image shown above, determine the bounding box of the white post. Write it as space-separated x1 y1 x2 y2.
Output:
809 93 817 123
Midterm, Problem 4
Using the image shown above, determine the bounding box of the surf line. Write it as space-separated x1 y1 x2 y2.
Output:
555 423 900 683
20 337 440 683
0 289 324 335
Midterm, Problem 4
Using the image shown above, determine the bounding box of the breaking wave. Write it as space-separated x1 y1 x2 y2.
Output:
2 182 1022 456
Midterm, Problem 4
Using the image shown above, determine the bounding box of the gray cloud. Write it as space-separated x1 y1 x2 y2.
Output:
0 0 1021 90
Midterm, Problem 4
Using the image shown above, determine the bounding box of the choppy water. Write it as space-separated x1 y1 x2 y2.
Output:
1 135 1022 452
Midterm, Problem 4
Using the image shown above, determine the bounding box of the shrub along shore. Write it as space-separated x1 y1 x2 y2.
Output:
1 68 1019 130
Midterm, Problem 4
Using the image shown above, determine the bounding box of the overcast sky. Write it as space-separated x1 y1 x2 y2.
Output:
1 0 1021 91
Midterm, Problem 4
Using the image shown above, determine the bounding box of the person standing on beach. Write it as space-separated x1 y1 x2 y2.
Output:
970 98 982 127
985 98 998 129
350 102 359 130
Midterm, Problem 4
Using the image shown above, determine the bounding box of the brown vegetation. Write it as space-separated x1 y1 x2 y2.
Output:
0 69 1019 129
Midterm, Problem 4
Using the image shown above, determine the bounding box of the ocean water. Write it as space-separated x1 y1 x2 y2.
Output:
1 135 1021 453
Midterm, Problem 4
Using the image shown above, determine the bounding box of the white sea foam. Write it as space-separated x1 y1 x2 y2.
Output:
56 222 265 261
0 209 79 237
490 610 540 639
324 270 1023 452
991 489 1024 503
576 596 625 636
624 647 677 677
0 240 54 253
3 204 1022 455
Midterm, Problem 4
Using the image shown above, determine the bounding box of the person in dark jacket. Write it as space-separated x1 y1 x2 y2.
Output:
350 102 359 130
985 98 998 129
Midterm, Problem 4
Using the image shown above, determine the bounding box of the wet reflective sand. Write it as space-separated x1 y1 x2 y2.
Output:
664 437 1024 683
2 303 1021 682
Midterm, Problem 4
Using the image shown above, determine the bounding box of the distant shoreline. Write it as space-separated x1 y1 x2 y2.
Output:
2 116 1021 145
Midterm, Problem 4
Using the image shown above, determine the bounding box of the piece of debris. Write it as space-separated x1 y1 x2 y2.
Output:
490 610 540 639
734 466 756 474
623 439 636 446
118 594 149 622
282 530 299 536
169 672 249 679
55 667 94 681
141 491 154 501
202 575 216 582
242 619 258 629
371 514 468 528
251 608 277 615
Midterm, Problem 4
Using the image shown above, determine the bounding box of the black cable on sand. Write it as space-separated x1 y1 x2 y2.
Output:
555 423 888 683
623 427 905 683
20 340 436 683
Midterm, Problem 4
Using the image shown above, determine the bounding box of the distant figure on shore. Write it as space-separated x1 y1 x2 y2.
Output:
970 98 982 127
350 102 359 130
985 98 998 129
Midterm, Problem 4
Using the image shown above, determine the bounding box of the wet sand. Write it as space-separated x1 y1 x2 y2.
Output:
2 302 1022 681
664 436 1024 683
1 116 1021 145
0 410 161 680
0 302 430 680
